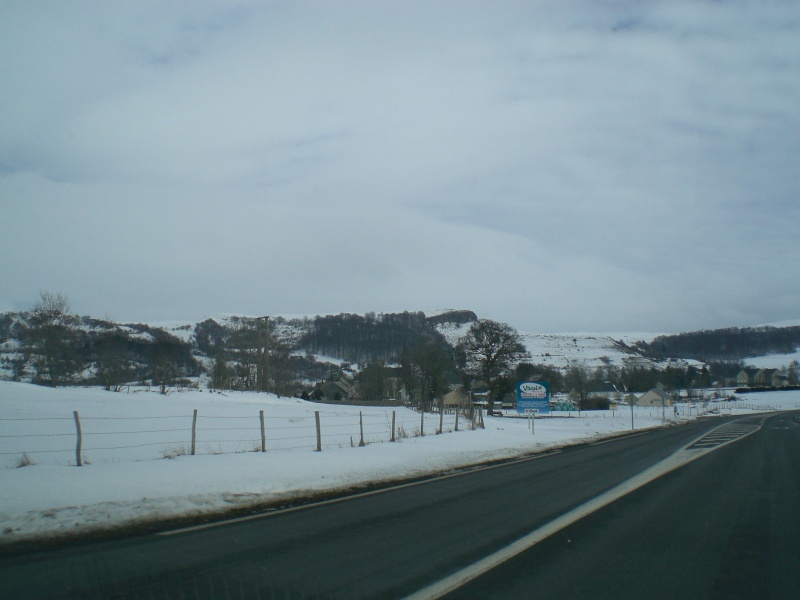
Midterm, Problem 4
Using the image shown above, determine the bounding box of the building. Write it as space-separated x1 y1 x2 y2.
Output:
637 386 673 407
442 387 470 409
314 373 353 402
754 368 788 387
737 367 787 388
736 367 760 387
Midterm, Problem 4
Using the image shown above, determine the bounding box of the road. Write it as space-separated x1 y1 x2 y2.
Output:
0 414 795 599
443 411 800 599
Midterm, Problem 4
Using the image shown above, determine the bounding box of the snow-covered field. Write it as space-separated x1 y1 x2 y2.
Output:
743 349 800 370
519 331 645 370
1 381 798 546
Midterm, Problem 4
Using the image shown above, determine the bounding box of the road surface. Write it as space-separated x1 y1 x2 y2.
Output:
443 412 800 599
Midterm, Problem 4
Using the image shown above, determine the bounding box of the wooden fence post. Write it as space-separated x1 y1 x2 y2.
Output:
391 411 396 442
315 411 322 452
359 411 366 447
73 411 82 467
260 410 266 452
420 410 424 436
191 409 198 456
455 409 459 432
438 402 443 434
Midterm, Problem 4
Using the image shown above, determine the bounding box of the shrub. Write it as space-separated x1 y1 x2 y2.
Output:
579 396 611 410
16 452 36 468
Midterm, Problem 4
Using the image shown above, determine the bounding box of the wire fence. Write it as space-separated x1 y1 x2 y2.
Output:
528 401 784 420
0 407 479 467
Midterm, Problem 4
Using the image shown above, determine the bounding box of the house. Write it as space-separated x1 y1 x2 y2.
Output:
442 387 470 409
773 372 789 387
637 386 673 407
736 367 760 387
314 372 353 402
382 366 405 402
754 368 787 387
737 367 787 388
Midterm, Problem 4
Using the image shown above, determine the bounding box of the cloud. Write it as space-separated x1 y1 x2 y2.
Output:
1 1 799 333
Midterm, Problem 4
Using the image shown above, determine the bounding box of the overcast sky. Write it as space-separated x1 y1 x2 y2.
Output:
1 1 798 334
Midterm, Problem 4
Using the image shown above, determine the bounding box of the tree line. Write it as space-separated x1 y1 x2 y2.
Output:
297 311 445 365
635 326 800 361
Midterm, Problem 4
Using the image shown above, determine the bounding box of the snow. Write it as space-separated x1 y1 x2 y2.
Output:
143 321 196 343
760 319 800 328
519 331 641 370
1 381 798 546
743 350 800 370
433 320 473 347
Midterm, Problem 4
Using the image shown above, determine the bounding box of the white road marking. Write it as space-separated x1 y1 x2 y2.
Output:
590 431 649 445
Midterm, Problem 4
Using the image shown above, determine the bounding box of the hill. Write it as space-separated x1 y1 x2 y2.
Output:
635 326 800 362
2 308 799 392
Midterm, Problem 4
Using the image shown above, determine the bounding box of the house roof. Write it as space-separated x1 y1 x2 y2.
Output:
758 368 781 377
640 387 670 400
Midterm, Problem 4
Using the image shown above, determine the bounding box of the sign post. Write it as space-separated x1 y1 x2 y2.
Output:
525 408 537 434
517 382 550 416
518 382 550 436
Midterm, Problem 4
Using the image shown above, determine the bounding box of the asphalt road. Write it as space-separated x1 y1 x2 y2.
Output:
0 414 790 599
445 411 800 600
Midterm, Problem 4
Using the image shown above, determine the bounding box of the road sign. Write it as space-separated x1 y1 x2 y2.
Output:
517 381 550 415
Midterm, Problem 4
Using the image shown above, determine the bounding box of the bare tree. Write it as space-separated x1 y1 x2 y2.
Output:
402 338 453 410
564 363 591 414
210 352 234 390
786 360 799 386
268 338 295 396
360 362 389 403
229 318 258 389
457 319 526 414
149 334 184 395
95 333 135 391
24 291 80 386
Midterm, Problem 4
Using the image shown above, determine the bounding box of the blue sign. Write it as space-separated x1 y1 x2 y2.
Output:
517 381 550 415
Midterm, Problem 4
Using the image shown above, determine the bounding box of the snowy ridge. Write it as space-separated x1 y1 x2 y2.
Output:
4 309 800 386
519 332 636 370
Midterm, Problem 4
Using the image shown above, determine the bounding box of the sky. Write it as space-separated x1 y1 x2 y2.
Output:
1 1 798 334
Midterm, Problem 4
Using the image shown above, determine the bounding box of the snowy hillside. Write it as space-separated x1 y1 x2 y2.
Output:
518 332 651 370
4 309 800 389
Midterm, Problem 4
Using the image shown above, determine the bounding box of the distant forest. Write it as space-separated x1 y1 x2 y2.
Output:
0 312 200 389
636 326 800 362
297 311 453 364
1 306 476 391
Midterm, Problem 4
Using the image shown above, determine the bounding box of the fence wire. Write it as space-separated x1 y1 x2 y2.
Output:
1 408 474 463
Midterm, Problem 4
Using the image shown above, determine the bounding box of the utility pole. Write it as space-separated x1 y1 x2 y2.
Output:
257 316 270 392
630 394 635 430
257 319 263 391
